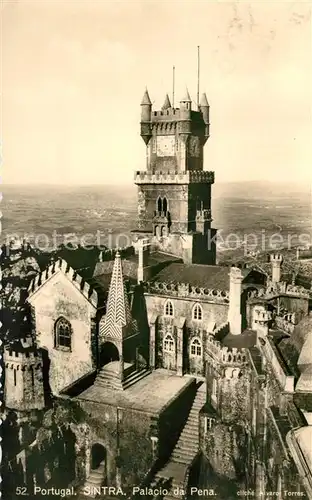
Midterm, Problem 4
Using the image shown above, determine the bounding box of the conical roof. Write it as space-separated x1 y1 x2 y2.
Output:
104 252 132 332
200 92 209 107
141 88 152 105
180 88 191 102
162 94 171 110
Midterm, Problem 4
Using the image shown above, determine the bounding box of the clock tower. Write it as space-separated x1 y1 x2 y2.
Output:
133 88 217 265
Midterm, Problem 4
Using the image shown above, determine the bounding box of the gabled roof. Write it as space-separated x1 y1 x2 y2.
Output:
27 258 98 308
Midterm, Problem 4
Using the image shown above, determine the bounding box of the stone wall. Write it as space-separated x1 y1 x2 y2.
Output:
28 272 96 395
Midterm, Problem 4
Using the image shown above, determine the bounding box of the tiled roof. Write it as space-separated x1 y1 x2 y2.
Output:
152 263 251 291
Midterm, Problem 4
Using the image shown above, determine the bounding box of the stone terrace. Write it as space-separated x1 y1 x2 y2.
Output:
75 369 193 415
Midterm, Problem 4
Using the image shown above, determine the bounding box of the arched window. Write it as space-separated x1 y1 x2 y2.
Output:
163 197 168 213
164 300 174 317
163 334 174 353
193 304 203 321
157 197 162 213
55 317 72 351
190 337 202 357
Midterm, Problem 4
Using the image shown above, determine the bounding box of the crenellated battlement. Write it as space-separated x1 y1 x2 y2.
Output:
275 313 296 334
4 337 42 366
27 258 98 307
206 334 247 365
134 170 214 185
145 280 229 302
270 253 283 263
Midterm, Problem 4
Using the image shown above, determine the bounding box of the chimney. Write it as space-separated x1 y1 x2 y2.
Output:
228 266 243 335
270 253 283 283
135 238 150 283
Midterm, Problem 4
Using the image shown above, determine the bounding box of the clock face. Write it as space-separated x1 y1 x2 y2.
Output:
156 135 175 157
189 136 201 158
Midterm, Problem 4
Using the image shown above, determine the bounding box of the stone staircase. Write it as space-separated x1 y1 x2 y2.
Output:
79 460 105 498
94 361 150 391
153 382 206 499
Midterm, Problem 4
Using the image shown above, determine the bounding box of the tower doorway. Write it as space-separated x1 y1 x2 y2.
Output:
99 342 119 367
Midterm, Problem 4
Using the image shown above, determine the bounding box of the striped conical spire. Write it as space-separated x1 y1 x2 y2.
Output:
104 251 132 333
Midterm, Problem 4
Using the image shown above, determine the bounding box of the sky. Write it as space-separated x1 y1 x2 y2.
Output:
2 0 312 185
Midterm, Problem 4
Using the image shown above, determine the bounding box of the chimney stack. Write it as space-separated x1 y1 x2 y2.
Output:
228 266 243 335
134 238 150 283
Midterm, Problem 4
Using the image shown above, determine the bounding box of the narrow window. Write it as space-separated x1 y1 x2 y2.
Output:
193 304 203 321
54 317 72 351
14 369 17 386
164 300 174 317
163 334 175 353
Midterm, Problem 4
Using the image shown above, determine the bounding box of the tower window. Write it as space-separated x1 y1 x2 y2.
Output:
14 369 17 386
54 317 72 351
163 334 175 353
193 304 203 321
164 300 174 317
157 197 162 212
30 367 34 387
190 337 202 357
163 197 168 213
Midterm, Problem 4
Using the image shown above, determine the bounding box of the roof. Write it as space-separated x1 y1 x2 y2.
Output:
293 426 312 475
200 93 209 107
222 330 258 349
141 88 152 105
151 263 251 291
278 315 312 379
162 94 171 110
181 88 191 102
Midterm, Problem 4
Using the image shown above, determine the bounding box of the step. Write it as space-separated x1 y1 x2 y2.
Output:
123 369 150 389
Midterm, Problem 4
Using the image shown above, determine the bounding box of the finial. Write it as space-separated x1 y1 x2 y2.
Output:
162 94 171 110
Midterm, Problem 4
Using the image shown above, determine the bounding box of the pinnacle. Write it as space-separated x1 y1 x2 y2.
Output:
162 93 171 110
181 87 191 102
200 92 209 107
141 88 152 105
105 252 132 330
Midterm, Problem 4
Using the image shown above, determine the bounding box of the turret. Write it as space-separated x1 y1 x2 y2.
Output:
140 88 152 145
199 92 210 143
254 309 271 338
228 267 243 335
270 253 283 283
4 336 45 411
179 88 192 119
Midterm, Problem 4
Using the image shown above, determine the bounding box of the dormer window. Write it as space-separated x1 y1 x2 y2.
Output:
193 304 203 321
164 300 174 317
54 317 72 351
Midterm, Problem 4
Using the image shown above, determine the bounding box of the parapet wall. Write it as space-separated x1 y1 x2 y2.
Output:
145 281 229 303
206 335 248 365
27 258 98 307
134 171 214 185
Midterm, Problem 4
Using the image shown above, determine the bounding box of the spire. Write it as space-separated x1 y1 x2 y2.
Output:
104 252 132 333
162 93 171 110
180 87 191 102
200 92 209 107
141 88 152 106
